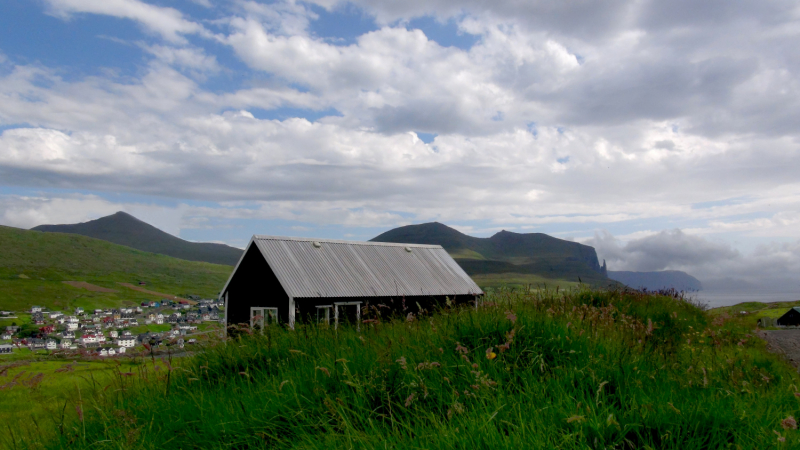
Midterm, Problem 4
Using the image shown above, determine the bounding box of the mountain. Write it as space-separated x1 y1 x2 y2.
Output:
608 270 703 292
371 222 609 283
32 212 243 266
0 225 231 311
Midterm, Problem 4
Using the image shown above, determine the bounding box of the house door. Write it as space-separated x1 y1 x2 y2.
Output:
333 302 362 330
250 307 278 334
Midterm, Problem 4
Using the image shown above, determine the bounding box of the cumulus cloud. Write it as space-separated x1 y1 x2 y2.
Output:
309 0 635 39
0 0 799 282
588 229 739 272
142 45 219 73
586 229 800 291
43 0 208 43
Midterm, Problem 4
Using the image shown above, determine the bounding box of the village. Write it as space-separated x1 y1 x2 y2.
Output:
0 297 223 357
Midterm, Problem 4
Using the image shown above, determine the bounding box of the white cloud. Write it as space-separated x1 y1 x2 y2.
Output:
142 45 219 72
0 0 799 286
586 229 800 291
44 0 208 42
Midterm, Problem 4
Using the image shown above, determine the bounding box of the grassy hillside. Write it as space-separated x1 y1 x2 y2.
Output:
0 225 232 311
15 288 800 449
33 211 243 266
609 270 703 291
471 273 582 291
372 222 609 285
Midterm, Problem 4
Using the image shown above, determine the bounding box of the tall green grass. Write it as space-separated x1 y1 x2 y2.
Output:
11 287 800 449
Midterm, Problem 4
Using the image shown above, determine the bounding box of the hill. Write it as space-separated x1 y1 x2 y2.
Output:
0 225 231 312
608 270 703 291
15 288 800 449
371 222 609 285
32 211 243 266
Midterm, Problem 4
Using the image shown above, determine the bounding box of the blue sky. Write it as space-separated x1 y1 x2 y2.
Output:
1 0 800 288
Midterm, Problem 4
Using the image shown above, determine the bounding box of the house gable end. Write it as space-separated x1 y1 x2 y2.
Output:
223 242 290 326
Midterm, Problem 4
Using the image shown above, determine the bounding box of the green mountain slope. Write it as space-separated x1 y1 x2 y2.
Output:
371 222 609 284
0 225 231 311
32 211 243 266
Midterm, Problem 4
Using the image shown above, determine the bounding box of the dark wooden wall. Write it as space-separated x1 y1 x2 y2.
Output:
777 309 800 326
224 245 482 328
224 244 289 326
295 294 479 324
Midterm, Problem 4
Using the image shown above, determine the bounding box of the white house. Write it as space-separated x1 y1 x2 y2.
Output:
31 306 42 313
81 334 97 344
109 330 118 338
75 307 84 315
60 339 72 349
116 346 126 354
67 323 79 331
46 339 58 350
155 317 164 325
116 336 136 348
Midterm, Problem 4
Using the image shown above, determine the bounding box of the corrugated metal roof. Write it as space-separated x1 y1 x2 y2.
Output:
250 235 483 299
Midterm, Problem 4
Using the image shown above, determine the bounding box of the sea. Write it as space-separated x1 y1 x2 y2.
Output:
689 289 800 309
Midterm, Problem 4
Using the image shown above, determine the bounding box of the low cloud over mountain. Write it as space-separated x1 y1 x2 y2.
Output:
585 229 800 291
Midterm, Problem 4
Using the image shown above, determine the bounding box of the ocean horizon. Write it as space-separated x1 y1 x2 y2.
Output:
691 289 800 309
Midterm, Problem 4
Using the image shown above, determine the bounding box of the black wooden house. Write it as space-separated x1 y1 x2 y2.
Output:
776 307 800 326
219 236 483 332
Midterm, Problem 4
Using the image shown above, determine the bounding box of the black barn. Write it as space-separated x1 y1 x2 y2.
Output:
776 307 800 326
219 236 483 332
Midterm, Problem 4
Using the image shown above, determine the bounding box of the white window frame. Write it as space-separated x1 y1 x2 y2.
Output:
333 302 362 330
250 307 279 334
315 305 333 325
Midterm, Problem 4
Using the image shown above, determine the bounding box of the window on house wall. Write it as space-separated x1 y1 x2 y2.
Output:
315 305 333 325
250 307 278 334
333 302 362 330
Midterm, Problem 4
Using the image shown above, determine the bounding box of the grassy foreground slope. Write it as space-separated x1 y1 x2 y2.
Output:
0 225 232 311
20 288 800 449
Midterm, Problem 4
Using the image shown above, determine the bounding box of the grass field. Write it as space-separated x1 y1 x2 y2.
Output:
9 287 800 449
0 225 232 312
0 358 154 442
708 300 800 330
472 272 583 291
